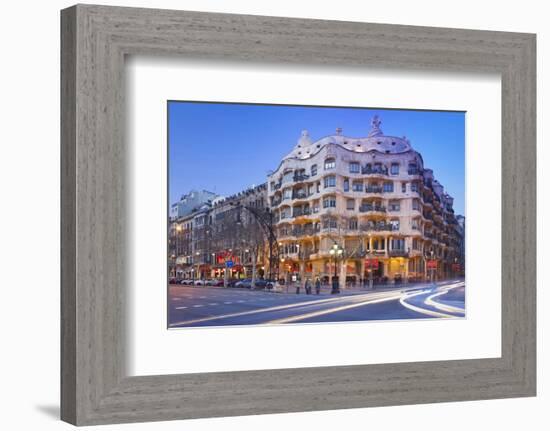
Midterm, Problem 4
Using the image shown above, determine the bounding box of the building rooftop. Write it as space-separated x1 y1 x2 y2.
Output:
283 115 413 160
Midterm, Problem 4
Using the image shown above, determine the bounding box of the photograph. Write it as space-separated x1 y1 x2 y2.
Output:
167 102 466 328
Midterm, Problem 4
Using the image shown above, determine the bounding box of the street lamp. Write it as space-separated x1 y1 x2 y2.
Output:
329 243 343 294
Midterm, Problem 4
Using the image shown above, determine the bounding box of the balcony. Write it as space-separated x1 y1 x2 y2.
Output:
362 166 388 176
293 226 320 237
292 207 311 218
389 249 409 258
360 223 398 232
365 186 383 194
292 191 308 200
273 182 282 190
293 173 310 182
359 204 386 213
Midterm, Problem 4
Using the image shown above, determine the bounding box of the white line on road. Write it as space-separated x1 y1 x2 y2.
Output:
399 289 456 318
193 305 203 308
208 303 218 306
175 306 187 310
266 292 402 324
170 292 397 327
224 302 233 305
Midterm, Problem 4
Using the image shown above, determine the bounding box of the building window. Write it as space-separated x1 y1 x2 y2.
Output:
323 196 336 208
390 163 400 175
316 182 321 193
343 178 349 192
312 202 320 213
412 218 420 230
408 163 418 175
283 171 293 183
311 164 317 176
349 162 360 173
389 200 400 211
411 182 419 192
346 199 355 210
352 181 364 192
323 218 338 229
402 182 407 193
391 238 405 250
324 158 336 170
390 219 400 230
349 218 358 229
383 181 394 192
283 188 291 200
412 199 420 211
308 184 314 196
324 175 336 188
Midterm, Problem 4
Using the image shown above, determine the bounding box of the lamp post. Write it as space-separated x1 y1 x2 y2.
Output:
329 243 343 294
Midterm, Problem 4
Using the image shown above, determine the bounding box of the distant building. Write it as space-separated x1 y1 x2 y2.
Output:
169 189 218 220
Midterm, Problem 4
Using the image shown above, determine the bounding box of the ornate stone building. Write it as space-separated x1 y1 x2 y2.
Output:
267 116 464 285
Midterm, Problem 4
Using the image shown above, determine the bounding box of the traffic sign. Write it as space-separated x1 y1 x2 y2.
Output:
225 260 234 268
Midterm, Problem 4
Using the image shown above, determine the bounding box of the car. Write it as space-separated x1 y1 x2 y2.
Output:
235 278 252 288
180 279 191 285
226 279 240 287
251 279 276 290
168 277 177 285
194 279 205 286
212 279 225 286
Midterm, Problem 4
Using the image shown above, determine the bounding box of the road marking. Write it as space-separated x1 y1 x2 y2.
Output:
237 300 245 303
425 288 465 315
266 292 402 324
170 292 396 327
208 303 218 306
175 306 187 310
193 305 203 308
224 301 233 305
399 289 457 318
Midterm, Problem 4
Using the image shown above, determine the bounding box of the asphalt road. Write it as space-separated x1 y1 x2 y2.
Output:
168 280 465 328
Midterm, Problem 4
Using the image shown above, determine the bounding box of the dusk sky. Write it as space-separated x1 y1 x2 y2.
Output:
168 102 465 215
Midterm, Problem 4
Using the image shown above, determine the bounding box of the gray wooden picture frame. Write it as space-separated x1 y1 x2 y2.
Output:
61 4 536 426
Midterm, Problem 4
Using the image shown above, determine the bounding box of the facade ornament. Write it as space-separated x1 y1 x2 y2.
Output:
368 115 384 137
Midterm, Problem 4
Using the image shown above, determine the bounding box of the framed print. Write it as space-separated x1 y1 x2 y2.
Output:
61 4 536 425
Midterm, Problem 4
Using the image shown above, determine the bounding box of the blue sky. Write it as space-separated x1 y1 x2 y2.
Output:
168 102 465 215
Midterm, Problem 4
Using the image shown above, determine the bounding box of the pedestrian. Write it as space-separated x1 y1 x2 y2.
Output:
296 282 300 294
305 278 311 295
315 277 321 295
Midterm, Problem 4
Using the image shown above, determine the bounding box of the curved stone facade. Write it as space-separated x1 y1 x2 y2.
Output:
268 117 463 285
